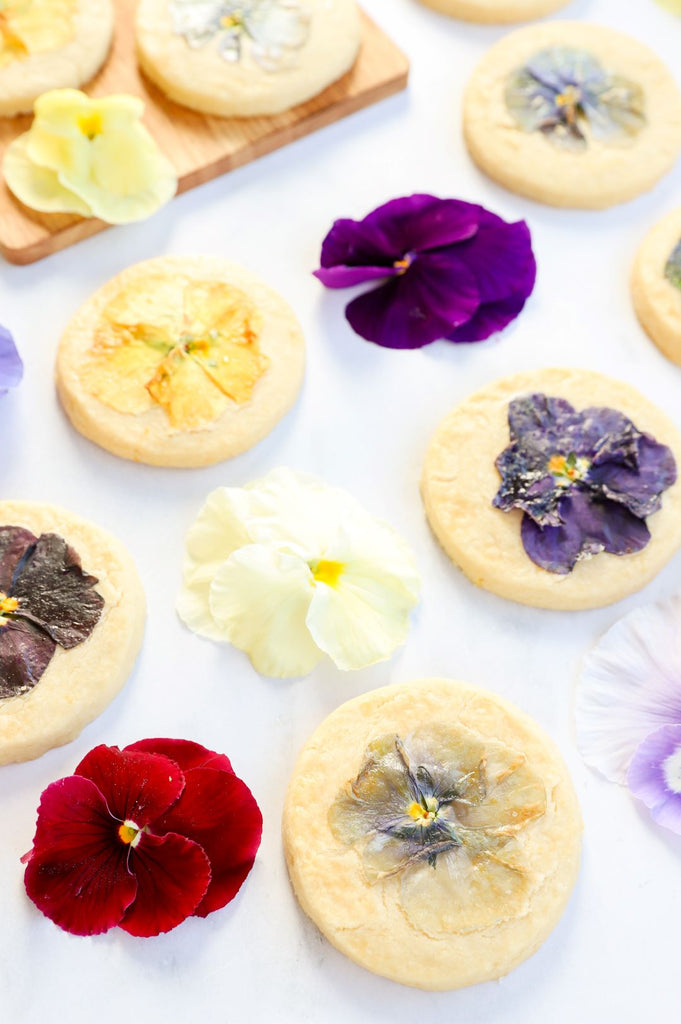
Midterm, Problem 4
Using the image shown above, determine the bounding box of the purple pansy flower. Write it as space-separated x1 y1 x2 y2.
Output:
0 324 23 394
493 394 677 574
314 194 536 350
577 596 681 835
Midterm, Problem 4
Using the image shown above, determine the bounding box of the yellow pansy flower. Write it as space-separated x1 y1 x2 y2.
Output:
0 0 77 67
80 270 270 430
3 89 177 223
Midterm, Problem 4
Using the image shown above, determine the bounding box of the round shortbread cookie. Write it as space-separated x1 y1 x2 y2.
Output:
632 207 681 366
56 256 306 468
421 369 681 610
417 0 571 24
283 678 582 990
463 22 681 209
135 0 361 118
0 501 145 765
0 0 114 118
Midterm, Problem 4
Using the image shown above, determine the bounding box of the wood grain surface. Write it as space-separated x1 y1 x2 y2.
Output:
0 2 408 265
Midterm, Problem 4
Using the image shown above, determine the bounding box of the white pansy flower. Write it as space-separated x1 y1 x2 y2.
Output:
170 0 310 72
177 468 422 678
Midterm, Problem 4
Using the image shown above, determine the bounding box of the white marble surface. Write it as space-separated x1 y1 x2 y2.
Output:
1 0 680 1020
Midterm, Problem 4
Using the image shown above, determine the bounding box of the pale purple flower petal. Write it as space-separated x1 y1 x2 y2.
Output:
627 724 681 834
0 325 23 394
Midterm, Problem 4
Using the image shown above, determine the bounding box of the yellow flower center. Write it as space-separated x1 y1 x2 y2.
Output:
117 819 142 847
555 84 581 123
78 110 104 140
547 453 589 485
393 255 413 274
407 798 438 824
0 592 18 626
312 559 344 588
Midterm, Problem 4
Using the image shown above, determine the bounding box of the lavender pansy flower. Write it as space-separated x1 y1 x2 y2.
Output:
493 394 676 574
0 324 23 394
577 596 681 835
314 194 536 350
505 46 645 151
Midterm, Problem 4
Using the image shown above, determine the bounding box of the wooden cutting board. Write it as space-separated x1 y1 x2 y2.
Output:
0 3 408 265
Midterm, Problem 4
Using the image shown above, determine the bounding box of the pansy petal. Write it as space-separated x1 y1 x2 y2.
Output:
306 558 418 671
0 325 24 393
314 263 401 288
453 219 536 304
318 217 401 278
75 745 185 826
627 724 681 834
120 831 211 937
209 545 321 678
588 433 677 518
345 254 480 349
363 194 479 253
447 289 531 344
577 595 681 783
521 492 650 574
154 767 262 916
126 738 233 775
3 134 93 217
23 776 136 936
0 618 56 698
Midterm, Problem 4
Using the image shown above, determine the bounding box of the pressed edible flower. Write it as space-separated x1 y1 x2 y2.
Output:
23 738 262 936
505 46 645 151
314 193 536 350
329 726 546 933
170 0 310 71
493 394 677 574
0 324 23 394
0 526 104 697
0 0 77 67
177 467 421 678
3 89 177 224
577 596 681 835
665 238 681 292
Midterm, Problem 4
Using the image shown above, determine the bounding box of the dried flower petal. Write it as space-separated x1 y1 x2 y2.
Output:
0 324 24 395
315 194 536 349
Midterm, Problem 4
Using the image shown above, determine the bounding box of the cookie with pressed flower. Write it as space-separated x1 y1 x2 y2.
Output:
463 22 681 209
632 208 681 366
283 678 581 990
0 501 145 765
135 0 361 118
417 0 571 23
56 256 306 468
0 0 114 117
421 368 681 611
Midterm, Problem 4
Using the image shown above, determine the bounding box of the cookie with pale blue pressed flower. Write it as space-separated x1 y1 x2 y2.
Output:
135 0 361 117
416 0 571 24
463 22 681 209
283 678 581 990
632 207 681 367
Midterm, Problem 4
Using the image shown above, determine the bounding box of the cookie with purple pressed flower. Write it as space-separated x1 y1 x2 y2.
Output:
632 207 681 366
421 369 681 610
283 678 581 990
0 502 145 765
463 22 681 208
416 0 571 24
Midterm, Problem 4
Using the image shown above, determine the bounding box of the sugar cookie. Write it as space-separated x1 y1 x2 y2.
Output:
632 207 681 367
283 678 581 990
463 22 681 208
0 501 145 765
135 0 361 117
56 256 306 468
0 0 114 117
421 369 681 610
417 0 571 24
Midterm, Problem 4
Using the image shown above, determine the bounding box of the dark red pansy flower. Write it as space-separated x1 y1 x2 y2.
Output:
22 739 262 937
314 193 536 350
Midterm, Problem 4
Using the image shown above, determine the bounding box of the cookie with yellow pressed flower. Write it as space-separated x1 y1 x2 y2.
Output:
0 0 114 117
283 678 582 990
56 256 306 468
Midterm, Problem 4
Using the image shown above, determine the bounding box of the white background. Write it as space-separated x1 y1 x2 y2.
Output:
1 0 680 1020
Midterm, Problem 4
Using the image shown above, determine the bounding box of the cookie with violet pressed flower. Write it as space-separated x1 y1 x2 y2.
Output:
0 0 113 117
135 0 361 118
283 678 581 990
463 22 681 209
632 208 681 367
56 256 306 468
0 501 145 765
421 368 681 611
416 0 571 24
